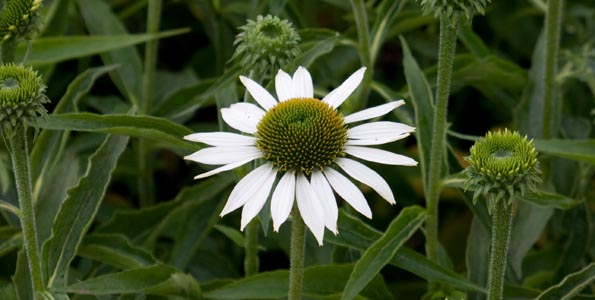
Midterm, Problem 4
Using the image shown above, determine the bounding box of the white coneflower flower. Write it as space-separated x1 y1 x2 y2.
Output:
185 66 417 245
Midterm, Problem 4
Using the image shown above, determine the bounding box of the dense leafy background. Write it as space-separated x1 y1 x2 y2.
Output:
0 0 594 299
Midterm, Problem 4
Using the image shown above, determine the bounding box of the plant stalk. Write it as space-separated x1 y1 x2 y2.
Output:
244 220 259 276
487 203 513 300
1 37 17 63
425 15 459 290
8 127 44 299
542 0 563 139
288 210 306 300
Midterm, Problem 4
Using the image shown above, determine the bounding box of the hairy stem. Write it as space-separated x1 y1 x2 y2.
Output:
244 220 259 276
542 0 563 139
288 210 306 300
487 204 513 300
9 127 44 299
425 15 459 288
1 37 17 63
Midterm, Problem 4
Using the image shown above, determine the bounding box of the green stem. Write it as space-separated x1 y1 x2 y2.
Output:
8 127 44 299
425 15 459 286
487 203 513 300
542 0 563 139
288 210 306 300
349 0 372 112
137 0 162 207
244 220 259 276
1 36 17 63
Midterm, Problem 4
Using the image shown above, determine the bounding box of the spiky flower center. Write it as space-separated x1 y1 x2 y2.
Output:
0 0 43 42
256 98 347 175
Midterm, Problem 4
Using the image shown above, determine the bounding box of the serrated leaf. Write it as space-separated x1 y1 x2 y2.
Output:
42 134 129 287
536 263 595 300
36 113 195 152
534 139 595 165
78 234 158 269
341 206 426 300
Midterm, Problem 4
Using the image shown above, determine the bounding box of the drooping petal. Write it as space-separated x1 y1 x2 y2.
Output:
275 69 295 102
347 121 415 145
239 76 278 110
184 146 261 165
322 67 366 109
310 171 338 234
220 163 275 216
336 158 395 204
184 132 256 146
296 173 326 245
343 100 405 124
240 168 277 230
323 167 372 219
271 171 296 232
292 66 313 99
194 158 256 179
345 146 418 166
221 103 264 134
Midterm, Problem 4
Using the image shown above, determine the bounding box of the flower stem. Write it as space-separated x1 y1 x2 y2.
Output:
1 36 17 63
425 15 459 278
8 127 44 299
288 210 306 300
244 220 259 276
487 203 513 300
542 0 563 139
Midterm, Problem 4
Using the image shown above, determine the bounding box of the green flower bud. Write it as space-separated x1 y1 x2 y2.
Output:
0 63 49 132
231 15 301 75
416 0 491 21
0 0 43 42
464 129 541 213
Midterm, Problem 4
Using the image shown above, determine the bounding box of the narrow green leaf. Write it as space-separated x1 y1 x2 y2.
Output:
534 139 595 165
400 36 435 191
57 264 201 299
152 79 216 119
0 232 21 258
16 30 188 65
536 263 595 300
325 210 485 293
0 282 16 300
42 134 129 287
214 225 246 248
465 216 490 300
296 34 340 68
458 24 490 58
204 264 392 300
13 250 32 300
342 206 426 300
36 113 195 152
97 200 180 239
78 234 158 269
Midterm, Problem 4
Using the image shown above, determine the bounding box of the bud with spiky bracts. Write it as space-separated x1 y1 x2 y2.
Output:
231 15 301 75
416 0 491 22
0 63 48 133
464 129 541 213
0 0 43 42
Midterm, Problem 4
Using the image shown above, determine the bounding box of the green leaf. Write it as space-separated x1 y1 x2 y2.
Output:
534 139 595 165
42 134 129 287
458 24 490 58
16 30 188 66
78 234 158 269
214 225 246 248
400 36 434 191
296 34 340 68
341 206 426 300
36 113 195 152
536 263 595 300
13 250 32 300
204 264 392 300
152 79 216 119
325 210 485 293
57 264 201 299
0 232 21 258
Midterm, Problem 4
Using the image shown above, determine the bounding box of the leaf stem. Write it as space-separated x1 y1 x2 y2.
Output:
288 210 306 300
425 15 459 288
542 0 563 139
487 203 513 300
244 220 259 276
8 127 44 299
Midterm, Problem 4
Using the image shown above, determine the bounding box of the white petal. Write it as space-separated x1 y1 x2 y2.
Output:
344 100 405 124
296 173 326 246
221 164 274 216
239 76 278 110
184 146 261 165
292 66 313 99
310 171 338 234
336 158 395 204
275 69 295 102
347 121 415 145
271 171 296 231
184 132 256 146
221 103 263 134
322 67 366 109
194 158 255 179
345 146 418 166
323 167 372 219
240 168 277 230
